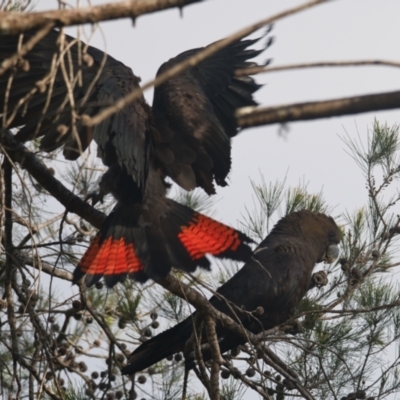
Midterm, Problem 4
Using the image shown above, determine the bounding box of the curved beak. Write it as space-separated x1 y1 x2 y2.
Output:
323 244 340 263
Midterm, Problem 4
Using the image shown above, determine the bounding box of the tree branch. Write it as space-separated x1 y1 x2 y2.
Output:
204 315 221 400
237 90 400 128
235 59 400 77
189 315 211 393
22 253 74 282
3 158 21 395
0 0 203 35
0 23 55 77
78 281 131 358
84 0 330 128
1 130 105 229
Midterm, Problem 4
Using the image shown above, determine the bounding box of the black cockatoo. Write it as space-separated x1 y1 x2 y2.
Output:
0 29 272 287
121 210 341 375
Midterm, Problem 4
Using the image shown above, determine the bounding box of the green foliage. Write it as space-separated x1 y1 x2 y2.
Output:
116 285 142 323
175 188 217 215
285 185 328 215
220 377 246 400
242 176 330 242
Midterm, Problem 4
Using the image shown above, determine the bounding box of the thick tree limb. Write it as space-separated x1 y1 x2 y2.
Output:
1 130 105 229
0 0 203 35
237 90 400 128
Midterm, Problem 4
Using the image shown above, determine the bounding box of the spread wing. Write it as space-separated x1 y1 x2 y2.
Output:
1 30 269 193
0 30 149 187
152 36 270 194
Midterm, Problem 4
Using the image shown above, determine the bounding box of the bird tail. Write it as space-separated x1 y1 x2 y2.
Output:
121 313 247 374
121 317 194 375
73 199 252 287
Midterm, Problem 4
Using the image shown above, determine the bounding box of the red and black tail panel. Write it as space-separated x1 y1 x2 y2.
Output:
176 211 251 262
73 205 146 287
160 199 253 273
73 200 253 288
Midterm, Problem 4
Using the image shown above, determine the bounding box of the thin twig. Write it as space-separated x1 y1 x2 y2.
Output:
235 59 400 77
0 23 55 76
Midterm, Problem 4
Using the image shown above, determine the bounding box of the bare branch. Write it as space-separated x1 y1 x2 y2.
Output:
235 59 400 77
0 0 204 35
190 315 211 393
204 315 221 400
0 23 55 77
1 130 105 229
84 0 330 128
237 90 400 128
3 158 21 396
22 253 74 282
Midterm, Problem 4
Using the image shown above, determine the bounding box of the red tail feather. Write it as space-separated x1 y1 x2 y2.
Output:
74 234 144 286
178 214 242 260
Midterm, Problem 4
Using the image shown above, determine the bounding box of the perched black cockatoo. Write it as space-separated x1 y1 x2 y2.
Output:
121 210 341 375
0 29 272 287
